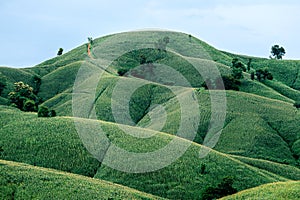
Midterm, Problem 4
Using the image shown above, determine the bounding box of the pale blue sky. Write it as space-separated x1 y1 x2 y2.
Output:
0 0 299 67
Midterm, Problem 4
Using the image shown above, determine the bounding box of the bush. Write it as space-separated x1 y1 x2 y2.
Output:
38 106 49 117
294 101 300 109
0 80 6 96
117 68 129 76
23 100 37 112
202 177 237 200
8 82 37 111
202 75 240 91
38 106 56 117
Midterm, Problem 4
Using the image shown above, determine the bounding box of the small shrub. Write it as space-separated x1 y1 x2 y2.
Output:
0 80 6 96
57 48 63 56
38 106 56 117
23 100 37 112
294 101 300 109
38 106 49 117
117 68 129 76
202 177 237 200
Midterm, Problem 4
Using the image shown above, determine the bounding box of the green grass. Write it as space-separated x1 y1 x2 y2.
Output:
0 30 300 199
221 181 300 200
0 106 298 199
0 159 162 200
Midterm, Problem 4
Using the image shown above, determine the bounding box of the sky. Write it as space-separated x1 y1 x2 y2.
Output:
0 0 299 68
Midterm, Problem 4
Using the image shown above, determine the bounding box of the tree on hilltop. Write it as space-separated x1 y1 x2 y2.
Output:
271 45 285 59
57 48 63 56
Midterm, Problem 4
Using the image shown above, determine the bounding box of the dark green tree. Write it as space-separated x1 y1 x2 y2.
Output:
202 177 237 200
8 82 37 110
294 101 300 109
232 67 243 79
38 106 49 117
32 75 41 94
188 34 192 42
23 99 37 112
38 106 56 117
0 80 6 96
57 48 63 56
250 71 255 80
271 45 285 59
247 58 252 71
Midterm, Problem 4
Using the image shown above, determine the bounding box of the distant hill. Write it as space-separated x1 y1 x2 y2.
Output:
0 30 299 199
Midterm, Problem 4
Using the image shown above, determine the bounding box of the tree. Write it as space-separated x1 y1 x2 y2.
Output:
271 45 285 59
294 101 300 109
8 82 37 111
32 75 41 94
250 71 255 80
23 99 36 112
38 106 56 117
38 106 49 117
247 58 252 71
188 34 192 42
0 80 6 96
232 68 243 79
231 58 246 80
203 75 240 91
202 177 237 200
254 68 273 81
57 48 63 56
256 70 262 81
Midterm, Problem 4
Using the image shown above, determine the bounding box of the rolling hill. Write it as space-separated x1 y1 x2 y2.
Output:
0 30 300 199
221 181 300 200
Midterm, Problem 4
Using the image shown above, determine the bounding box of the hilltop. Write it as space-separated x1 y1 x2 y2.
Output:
0 30 299 199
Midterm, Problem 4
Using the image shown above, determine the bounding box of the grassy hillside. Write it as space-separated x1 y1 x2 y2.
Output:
221 181 300 200
0 30 300 199
1 106 299 199
0 159 162 200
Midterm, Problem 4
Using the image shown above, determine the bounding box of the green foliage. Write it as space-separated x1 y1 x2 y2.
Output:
254 68 273 81
8 82 37 111
247 58 252 71
32 75 41 94
0 80 6 96
117 68 129 76
57 48 63 56
271 45 286 59
294 101 300 108
232 67 243 79
38 105 56 117
203 75 240 91
231 58 245 79
23 100 36 112
202 177 238 200
250 71 255 80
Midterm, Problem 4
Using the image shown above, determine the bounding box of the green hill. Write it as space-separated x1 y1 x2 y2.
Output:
221 181 300 200
0 106 299 199
0 30 300 199
0 159 162 200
